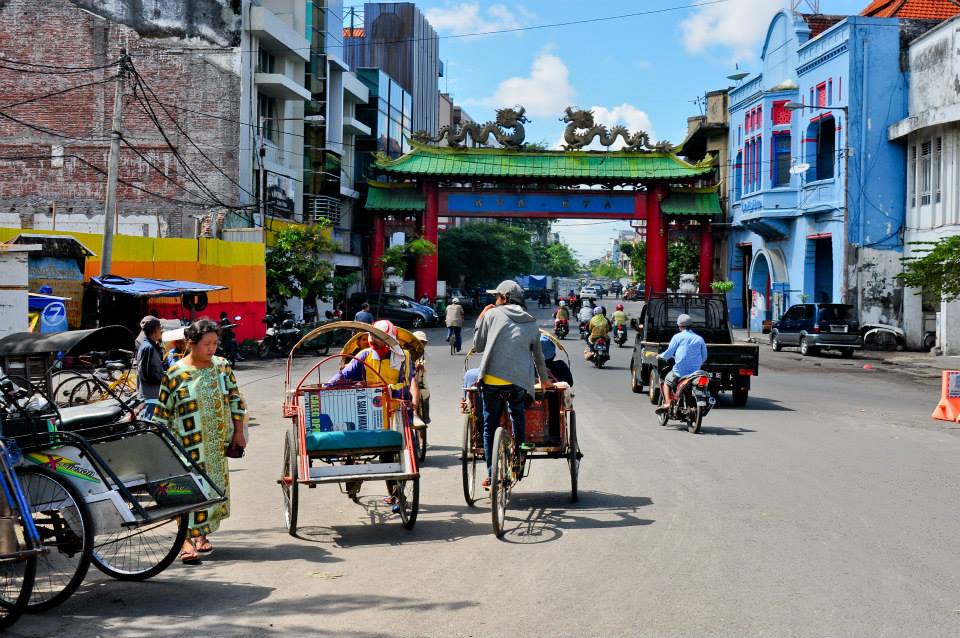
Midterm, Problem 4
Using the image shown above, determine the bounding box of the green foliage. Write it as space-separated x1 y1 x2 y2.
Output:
381 238 437 280
265 224 339 304
439 222 533 288
592 262 628 279
710 280 734 293
898 236 960 303
667 236 699 289
621 241 646 281
533 242 581 277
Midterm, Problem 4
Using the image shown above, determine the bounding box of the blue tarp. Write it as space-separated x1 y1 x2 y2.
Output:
88 275 226 298
517 275 547 290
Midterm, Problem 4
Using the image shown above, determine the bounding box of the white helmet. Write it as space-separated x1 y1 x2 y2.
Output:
593 306 603 315
558 300 566 306
452 297 460 304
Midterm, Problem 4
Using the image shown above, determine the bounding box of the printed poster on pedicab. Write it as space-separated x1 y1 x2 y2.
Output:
303 388 386 432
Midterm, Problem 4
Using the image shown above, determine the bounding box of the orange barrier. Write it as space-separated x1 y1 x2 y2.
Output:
931 370 960 423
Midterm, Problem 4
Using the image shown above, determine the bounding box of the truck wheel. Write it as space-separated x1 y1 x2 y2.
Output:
629 363 643 394
770 332 782 352
799 337 816 356
732 387 749 407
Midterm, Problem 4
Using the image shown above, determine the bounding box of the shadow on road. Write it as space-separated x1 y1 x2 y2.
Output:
499 491 655 544
736 396 793 411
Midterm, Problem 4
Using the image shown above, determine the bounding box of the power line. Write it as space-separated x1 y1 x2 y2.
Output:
0 57 122 74
0 75 118 111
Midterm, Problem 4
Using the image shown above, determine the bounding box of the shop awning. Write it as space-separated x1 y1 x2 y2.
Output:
661 188 722 217
365 183 425 212
88 275 226 298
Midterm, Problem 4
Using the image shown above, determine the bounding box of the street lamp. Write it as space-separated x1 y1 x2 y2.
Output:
783 101 851 304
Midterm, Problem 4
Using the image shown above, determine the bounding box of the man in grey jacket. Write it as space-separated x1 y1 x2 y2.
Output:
135 317 165 418
473 280 552 487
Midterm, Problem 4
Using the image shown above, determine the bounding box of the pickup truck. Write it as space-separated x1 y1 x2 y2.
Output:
628 293 759 407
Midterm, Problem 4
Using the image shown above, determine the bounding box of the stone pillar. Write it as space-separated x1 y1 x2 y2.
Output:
699 221 714 293
415 182 439 301
645 186 668 297
370 214 385 292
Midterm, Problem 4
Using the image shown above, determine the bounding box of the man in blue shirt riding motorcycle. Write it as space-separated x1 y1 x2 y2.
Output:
655 313 707 414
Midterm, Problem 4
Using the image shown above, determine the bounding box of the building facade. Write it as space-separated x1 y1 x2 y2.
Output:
726 10 928 331
889 14 960 353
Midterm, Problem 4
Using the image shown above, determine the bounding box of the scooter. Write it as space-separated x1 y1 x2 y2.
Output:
258 312 303 358
555 319 569 340
217 314 242 366
613 323 628 347
591 337 610 369
579 321 589 341
654 358 715 434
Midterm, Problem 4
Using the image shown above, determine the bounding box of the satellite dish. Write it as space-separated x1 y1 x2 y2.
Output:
789 163 810 174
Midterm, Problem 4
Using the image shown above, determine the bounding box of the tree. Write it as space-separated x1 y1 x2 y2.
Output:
533 242 580 276
621 241 646 282
381 237 437 281
667 236 699 289
265 224 340 305
898 236 960 303
438 222 533 288
592 262 627 279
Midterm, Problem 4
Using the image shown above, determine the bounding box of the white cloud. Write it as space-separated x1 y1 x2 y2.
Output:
680 0 789 60
488 51 575 118
425 3 533 36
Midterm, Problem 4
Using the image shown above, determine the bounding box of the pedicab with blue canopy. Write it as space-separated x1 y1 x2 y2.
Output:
279 321 420 535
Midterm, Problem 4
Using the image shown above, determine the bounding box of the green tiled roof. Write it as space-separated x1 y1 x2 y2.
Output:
661 188 722 216
365 184 425 211
374 142 714 180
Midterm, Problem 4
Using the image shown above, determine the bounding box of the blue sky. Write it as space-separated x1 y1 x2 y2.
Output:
388 0 869 261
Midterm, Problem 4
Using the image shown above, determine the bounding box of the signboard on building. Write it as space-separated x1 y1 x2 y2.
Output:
265 171 296 218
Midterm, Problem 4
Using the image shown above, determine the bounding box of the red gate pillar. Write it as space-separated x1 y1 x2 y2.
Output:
415 182 439 301
370 213 385 292
645 186 668 296
698 221 714 293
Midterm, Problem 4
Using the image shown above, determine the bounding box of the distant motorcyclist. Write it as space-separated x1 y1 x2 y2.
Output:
577 300 594 325
587 306 611 350
554 300 570 327
612 303 629 328
655 313 708 414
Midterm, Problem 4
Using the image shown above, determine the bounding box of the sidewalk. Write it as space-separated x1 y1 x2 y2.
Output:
733 328 960 379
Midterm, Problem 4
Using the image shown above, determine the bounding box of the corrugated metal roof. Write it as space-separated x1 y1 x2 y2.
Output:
661 189 722 216
860 0 960 19
375 144 713 181
365 184 425 211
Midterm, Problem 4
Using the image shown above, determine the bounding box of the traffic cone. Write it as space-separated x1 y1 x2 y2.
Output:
931 371 960 423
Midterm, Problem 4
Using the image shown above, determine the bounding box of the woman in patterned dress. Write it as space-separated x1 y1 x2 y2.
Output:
153 319 247 565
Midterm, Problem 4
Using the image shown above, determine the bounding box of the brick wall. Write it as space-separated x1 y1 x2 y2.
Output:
0 0 244 239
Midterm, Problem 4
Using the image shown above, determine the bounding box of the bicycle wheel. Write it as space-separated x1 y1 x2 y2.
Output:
67 379 99 406
0 486 38 629
50 371 88 408
490 427 512 538
461 414 480 507
92 514 187 581
16 466 92 612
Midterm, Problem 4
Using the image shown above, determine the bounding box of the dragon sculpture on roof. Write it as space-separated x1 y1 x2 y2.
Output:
412 106 529 150
560 107 674 153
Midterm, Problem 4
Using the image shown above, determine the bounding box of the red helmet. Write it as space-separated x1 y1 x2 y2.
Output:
616 303 624 311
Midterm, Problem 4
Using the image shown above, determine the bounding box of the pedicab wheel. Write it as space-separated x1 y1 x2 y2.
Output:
687 402 702 434
490 427 511 539
92 514 187 581
461 414 479 507
16 466 93 612
567 411 580 503
395 476 419 530
0 514 38 629
282 429 299 536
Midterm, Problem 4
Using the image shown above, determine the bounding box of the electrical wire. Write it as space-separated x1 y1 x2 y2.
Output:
0 75 119 111
0 57 122 74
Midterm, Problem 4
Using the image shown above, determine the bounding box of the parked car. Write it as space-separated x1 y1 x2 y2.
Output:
447 288 475 312
348 293 439 328
580 286 600 300
770 303 860 357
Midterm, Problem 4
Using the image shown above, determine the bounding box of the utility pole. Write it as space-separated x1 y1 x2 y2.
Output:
100 49 128 277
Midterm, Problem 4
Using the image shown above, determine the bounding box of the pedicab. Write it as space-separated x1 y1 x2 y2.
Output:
0 327 227 611
460 329 581 538
279 321 420 536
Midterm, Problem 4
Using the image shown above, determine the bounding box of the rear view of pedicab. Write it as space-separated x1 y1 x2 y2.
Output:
461 330 582 538
279 321 420 535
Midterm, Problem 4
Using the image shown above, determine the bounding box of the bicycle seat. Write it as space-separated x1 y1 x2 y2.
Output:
104 361 128 371
58 402 125 431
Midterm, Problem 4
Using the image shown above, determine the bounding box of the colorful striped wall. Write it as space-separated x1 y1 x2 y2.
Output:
0 229 267 341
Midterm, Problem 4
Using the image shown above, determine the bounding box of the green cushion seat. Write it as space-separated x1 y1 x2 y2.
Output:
305 429 403 453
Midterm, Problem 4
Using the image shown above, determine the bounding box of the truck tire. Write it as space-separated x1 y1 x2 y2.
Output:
732 387 749 407
770 332 782 352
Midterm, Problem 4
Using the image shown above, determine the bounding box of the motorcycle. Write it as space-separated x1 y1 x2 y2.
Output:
217 314 242 366
654 358 715 434
258 312 303 358
613 323 628 347
860 323 905 351
590 337 610 369
579 321 589 341
555 319 569 340
537 293 552 309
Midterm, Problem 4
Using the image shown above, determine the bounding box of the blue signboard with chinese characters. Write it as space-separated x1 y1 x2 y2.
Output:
441 191 639 218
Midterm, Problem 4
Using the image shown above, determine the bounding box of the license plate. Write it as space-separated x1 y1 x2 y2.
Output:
830 325 849 333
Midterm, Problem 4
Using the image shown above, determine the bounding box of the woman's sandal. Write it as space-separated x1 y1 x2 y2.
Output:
180 541 201 565
195 538 213 554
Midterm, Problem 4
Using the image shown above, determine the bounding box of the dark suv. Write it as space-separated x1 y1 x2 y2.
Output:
770 303 860 357
348 293 438 328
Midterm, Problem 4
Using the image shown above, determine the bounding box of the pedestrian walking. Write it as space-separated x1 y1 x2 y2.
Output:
152 319 248 565
445 297 465 353
135 317 165 419
354 302 374 324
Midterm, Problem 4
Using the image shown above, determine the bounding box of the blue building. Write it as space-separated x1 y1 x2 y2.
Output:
726 10 933 331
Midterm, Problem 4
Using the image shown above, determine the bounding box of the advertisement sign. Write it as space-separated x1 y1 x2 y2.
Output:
265 171 296 217
40 301 68 333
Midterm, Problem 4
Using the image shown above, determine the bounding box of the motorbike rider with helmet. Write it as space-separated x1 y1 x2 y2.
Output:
612 303 629 328
587 306 611 355
655 313 708 414
554 300 570 329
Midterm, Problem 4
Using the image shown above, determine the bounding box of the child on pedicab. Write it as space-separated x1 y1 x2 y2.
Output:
324 320 420 508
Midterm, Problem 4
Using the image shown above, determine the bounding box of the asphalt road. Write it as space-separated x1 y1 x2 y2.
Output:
13 301 960 637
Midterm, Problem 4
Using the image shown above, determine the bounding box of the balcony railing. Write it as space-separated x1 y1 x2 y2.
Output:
307 194 341 224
